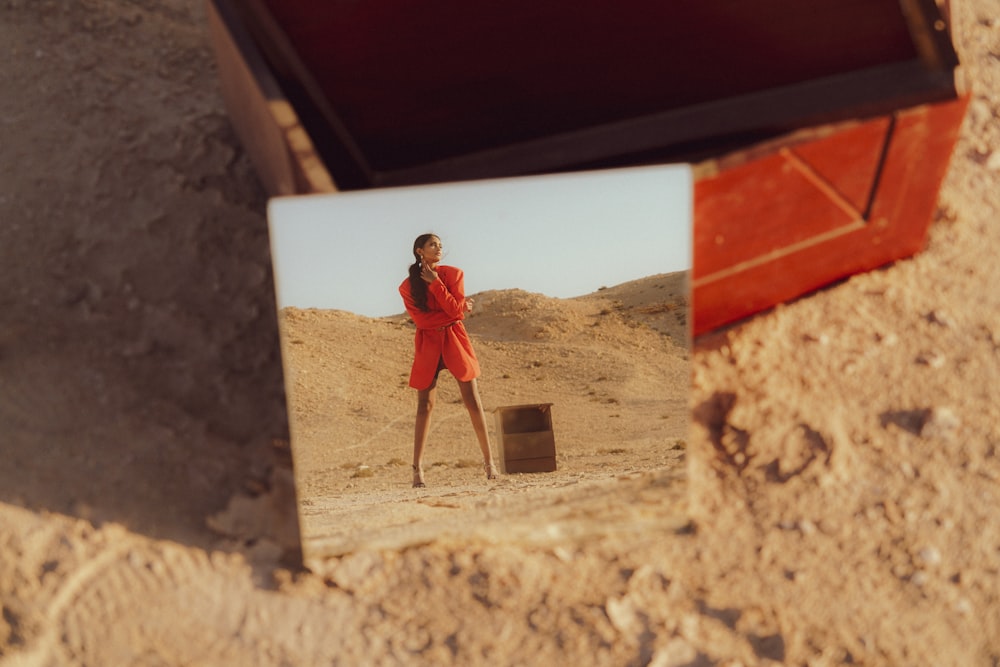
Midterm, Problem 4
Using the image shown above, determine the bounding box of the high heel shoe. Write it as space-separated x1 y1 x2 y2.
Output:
412 464 426 488
484 460 499 480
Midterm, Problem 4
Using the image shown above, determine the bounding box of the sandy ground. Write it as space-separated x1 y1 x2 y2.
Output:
278 275 689 565
2 0 1000 665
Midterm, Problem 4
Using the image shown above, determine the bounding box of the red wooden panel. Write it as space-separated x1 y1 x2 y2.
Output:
692 96 969 336
788 117 892 215
867 102 967 239
694 118 891 279
695 154 858 278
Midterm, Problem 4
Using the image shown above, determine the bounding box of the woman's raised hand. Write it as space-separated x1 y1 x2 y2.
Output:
464 298 475 313
420 262 438 283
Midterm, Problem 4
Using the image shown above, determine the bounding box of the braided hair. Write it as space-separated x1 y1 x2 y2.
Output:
407 233 438 312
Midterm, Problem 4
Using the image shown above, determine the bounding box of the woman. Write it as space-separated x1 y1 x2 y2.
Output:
399 233 499 487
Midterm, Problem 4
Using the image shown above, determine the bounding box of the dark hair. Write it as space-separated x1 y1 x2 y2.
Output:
408 233 438 312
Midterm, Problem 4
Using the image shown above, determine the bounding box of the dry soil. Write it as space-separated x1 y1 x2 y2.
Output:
2 0 1000 665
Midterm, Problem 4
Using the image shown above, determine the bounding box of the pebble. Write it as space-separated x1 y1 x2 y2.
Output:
878 332 899 346
916 351 946 368
917 546 942 567
986 151 1000 172
551 546 574 563
803 332 830 345
649 638 698 666
606 596 643 637
883 500 902 524
926 310 954 327
921 407 961 440
329 550 383 592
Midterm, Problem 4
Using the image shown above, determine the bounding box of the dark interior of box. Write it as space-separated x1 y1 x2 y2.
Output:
498 406 552 436
229 0 958 189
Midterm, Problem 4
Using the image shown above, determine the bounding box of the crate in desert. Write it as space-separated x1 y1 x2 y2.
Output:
493 404 556 474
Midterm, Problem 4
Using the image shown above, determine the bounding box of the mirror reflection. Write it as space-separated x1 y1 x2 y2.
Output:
267 166 692 565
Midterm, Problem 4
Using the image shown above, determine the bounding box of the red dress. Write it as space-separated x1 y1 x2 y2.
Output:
399 265 481 389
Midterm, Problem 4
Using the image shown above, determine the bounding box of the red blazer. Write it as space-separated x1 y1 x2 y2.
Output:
399 265 481 389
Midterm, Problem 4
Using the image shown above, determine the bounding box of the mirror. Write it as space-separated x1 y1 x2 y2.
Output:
267 165 692 568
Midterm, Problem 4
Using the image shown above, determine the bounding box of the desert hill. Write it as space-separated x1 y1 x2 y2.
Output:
461 271 688 343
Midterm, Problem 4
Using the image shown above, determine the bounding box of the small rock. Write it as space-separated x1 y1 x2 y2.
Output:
921 407 961 440
877 332 899 346
883 500 902 524
917 546 942 567
551 546 574 562
650 638 698 666
916 351 946 368
926 310 954 327
329 550 383 592
803 332 830 345
818 518 842 536
606 596 643 637
986 151 1000 172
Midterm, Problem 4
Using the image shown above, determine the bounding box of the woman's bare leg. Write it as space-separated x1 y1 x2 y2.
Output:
413 379 437 487
458 378 498 478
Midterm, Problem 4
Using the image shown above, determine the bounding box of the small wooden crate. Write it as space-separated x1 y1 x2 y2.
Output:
493 404 557 474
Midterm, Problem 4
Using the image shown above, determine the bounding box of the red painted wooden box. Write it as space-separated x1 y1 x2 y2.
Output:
206 0 967 335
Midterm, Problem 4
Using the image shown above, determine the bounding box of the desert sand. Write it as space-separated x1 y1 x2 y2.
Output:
278 275 689 565
2 0 1000 665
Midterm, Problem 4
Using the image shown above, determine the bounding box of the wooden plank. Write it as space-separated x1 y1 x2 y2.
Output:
373 61 956 188
205 0 335 196
693 118 892 279
498 432 557 463
232 0 375 190
898 0 961 70
788 117 892 217
692 95 969 335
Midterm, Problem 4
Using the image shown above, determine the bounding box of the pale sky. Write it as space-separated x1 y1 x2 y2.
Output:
267 164 691 318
